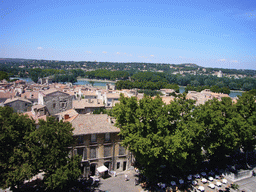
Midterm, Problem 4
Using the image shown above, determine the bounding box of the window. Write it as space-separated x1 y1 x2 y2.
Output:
116 162 120 169
53 103 56 108
77 148 87 160
91 134 97 143
119 145 125 156
77 147 83 156
77 136 84 144
105 133 110 142
61 102 67 108
90 147 97 159
104 145 111 157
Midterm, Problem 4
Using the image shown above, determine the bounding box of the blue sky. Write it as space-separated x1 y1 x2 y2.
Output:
1 0 256 70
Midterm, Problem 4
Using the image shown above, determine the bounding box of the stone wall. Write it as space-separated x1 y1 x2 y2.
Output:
43 92 73 115
5 100 31 113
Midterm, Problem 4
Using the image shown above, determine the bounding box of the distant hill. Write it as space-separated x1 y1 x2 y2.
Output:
0 58 255 76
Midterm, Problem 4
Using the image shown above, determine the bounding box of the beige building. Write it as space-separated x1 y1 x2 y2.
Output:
72 98 104 114
104 92 120 108
67 114 131 177
186 89 230 105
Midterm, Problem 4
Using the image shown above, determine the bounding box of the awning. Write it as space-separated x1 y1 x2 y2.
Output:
97 165 108 173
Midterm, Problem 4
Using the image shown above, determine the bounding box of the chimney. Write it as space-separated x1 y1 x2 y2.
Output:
64 114 70 120
108 116 113 124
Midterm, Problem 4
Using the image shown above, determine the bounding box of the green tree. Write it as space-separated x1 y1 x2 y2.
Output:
247 89 256 96
113 94 201 181
0 71 9 81
235 93 256 166
44 155 82 190
29 117 81 190
0 106 36 190
192 98 239 164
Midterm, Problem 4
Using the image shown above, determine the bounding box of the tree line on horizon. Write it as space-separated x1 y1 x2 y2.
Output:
1 58 256 76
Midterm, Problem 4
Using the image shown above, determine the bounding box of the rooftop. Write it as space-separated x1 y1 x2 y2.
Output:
4 97 32 104
67 114 119 135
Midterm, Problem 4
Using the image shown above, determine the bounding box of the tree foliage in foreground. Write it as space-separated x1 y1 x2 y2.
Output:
192 97 240 162
29 116 81 190
0 107 36 189
113 94 201 180
235 93 256 158
0 108 81 191
113 92 256 182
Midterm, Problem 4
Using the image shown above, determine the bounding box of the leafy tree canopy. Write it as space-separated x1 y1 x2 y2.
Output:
0 71 9 81
0 106 36 190
113 94 201 181
29 116 81 190
0 108 81 191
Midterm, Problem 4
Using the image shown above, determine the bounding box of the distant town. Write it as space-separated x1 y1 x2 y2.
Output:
1 58 256 192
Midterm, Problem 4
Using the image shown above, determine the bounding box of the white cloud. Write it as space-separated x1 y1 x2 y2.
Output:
218 59 226 61
86 51 92 54
231 60 238 63
179 56 182 58
37 47 43 50
116 52 120 54
102 51 107 54
150 55 154 57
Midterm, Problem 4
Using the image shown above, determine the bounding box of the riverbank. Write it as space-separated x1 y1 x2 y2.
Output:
77 78 116 83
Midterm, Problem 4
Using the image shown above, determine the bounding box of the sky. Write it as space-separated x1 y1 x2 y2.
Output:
1 0 256 70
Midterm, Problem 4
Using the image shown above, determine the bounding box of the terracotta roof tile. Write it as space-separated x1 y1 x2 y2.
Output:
23 111 47 123
72 99 104 109
55 109 79 117
4 97 32 104
106 93 120 99
69 114 120 135
0 91 15 99
32 104 45 109
21 91 39 99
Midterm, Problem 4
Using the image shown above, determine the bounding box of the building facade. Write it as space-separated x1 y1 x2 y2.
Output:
38 89 73 115
4 97 32 112
67 114 132 177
